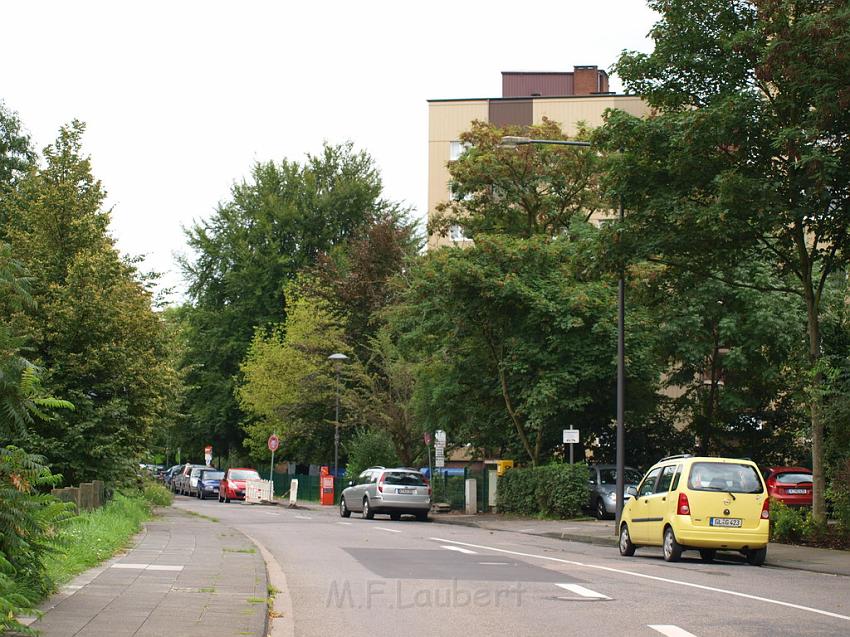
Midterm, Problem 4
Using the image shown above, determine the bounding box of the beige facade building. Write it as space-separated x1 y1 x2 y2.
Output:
427 66 651 249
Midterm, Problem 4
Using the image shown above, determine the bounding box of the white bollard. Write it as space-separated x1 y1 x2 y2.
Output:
465 478 477 514
289 479 299 507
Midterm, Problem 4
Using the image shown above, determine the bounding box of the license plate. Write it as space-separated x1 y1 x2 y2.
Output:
212 488 219 492
397 488 415 494
710 517 742 527
787 489 808 494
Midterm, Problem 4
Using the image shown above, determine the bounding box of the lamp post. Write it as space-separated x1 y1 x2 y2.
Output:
328 353 349 479
501 135 626 529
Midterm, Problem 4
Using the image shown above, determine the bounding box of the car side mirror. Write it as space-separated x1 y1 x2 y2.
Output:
626 486 637 498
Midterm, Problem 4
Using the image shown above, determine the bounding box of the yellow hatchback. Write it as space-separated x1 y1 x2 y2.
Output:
619 455 770 565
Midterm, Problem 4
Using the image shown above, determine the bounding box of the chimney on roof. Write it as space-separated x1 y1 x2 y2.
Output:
573 65 609 95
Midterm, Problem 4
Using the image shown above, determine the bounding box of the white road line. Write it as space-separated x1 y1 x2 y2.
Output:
441 545 477 554
429 537 850 622
648 626 699 637
479 562 509 565
518 528 536 532
555 583 611 600
338 521 353 526
374 527 402 533
294 515 312 520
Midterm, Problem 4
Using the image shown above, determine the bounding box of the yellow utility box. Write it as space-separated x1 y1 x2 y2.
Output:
495 460 514 476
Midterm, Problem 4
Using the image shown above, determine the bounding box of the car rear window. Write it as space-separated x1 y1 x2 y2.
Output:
230 470 260 480
687 462 763 493
202 471 224 480
382 471 427 486
775 472 812 484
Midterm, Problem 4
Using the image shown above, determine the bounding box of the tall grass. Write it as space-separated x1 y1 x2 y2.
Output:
44 483 172 588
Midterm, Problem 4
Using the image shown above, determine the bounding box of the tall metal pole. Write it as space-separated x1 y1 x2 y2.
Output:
615 194 626 532
334 366 340 480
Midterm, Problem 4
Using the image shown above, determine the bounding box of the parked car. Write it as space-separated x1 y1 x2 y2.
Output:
619 454 770 565
588 464 643 520
186 465 216 497
219 468 261 503
162 464 183 489
197 470 224 500
763 466 813 507
340 467 431 521
174 464 211 496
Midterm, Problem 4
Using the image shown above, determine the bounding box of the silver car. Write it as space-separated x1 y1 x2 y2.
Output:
340 467 431 521
588 464 643 519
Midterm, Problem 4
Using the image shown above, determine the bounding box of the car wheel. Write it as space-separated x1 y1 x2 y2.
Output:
746 547 767 566
225 495 231 503
340 497 351 518
415 511 429 522
390 513 401 521
200 490 205 500
699 549 716 563
619 523 636 557
596 498 608 520
218 493 223 503
663 526 683 562
362 498 374 520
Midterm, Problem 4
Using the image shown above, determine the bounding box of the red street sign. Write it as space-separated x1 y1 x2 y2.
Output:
423 432 432 445
268 434 280 452
204 445 212 454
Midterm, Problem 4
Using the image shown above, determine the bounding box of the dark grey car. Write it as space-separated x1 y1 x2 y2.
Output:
340 467 431 521
588 464 643 519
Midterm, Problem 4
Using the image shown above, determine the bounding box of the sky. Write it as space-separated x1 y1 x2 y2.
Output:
4 0 658 302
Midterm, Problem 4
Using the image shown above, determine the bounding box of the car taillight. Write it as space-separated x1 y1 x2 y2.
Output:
761 497 770 519
377 472 385 493
677 492 690 515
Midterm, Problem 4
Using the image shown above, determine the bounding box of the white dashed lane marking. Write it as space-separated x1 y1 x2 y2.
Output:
555 583 611 600
374 527 402 533
338 521 353 526
648 626 700 637
294 515 312 520
441 545 477 554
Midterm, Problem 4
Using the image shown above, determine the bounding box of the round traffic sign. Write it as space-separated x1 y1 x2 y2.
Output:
268 434 280 452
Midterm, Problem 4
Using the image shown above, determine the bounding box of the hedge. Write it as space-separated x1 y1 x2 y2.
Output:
498 463 589 518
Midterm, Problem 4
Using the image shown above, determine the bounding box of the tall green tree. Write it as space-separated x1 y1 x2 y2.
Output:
0 101 35 238
4 122 177 484
430 119 601 240
394 233 660 466
180 142 396 458
602 0 850 521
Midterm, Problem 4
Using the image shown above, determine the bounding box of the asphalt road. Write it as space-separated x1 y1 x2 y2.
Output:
172 497 850 637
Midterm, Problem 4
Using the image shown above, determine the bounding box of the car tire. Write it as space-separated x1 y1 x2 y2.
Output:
663 526 683 562
390 513 401 521
699 549 716 563
225 495 231 503
199 490 205 500
595 498 608 520
746 547 767 566
218 493 223 503
340 497 351 518
619 523 636 557
363 498 374 520
415 511 429 522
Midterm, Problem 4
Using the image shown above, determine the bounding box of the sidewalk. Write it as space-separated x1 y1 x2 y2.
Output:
430 513 850 577
20 507 268 637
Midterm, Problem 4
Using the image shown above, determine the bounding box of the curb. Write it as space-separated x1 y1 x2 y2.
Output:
429 516 619 547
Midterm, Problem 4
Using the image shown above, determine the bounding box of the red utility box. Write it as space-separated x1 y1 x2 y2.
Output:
320 465 335 506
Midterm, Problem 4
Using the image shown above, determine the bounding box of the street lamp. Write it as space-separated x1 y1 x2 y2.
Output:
328 353 349 479
500 135 627 530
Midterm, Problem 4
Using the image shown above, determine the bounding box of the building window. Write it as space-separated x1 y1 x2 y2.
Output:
449 225 467 242
449 141 469 161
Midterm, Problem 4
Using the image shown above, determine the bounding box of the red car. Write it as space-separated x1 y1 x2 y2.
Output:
218 468 261 503
763 466 813 507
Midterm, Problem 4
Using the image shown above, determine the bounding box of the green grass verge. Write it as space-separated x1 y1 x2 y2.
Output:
44 483 171 588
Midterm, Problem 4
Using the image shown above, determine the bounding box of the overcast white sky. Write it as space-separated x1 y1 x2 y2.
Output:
4 1 657 301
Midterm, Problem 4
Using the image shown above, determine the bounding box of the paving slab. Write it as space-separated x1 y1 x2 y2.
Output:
21 507 268 637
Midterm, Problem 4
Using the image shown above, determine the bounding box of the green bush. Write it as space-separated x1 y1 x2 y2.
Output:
143 481 173 507
827 458 850 531
343 428 400 479
498 463 589 518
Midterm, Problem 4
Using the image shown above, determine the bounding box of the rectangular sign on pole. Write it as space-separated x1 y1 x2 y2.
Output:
562 429 579 444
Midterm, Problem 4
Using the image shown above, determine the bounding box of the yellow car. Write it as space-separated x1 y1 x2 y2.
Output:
619 455 770 565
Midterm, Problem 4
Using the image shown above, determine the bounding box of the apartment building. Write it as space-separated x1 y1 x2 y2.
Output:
427 65 651 249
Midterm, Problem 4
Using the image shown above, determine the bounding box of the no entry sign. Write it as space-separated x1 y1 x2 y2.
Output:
268 434 280 452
